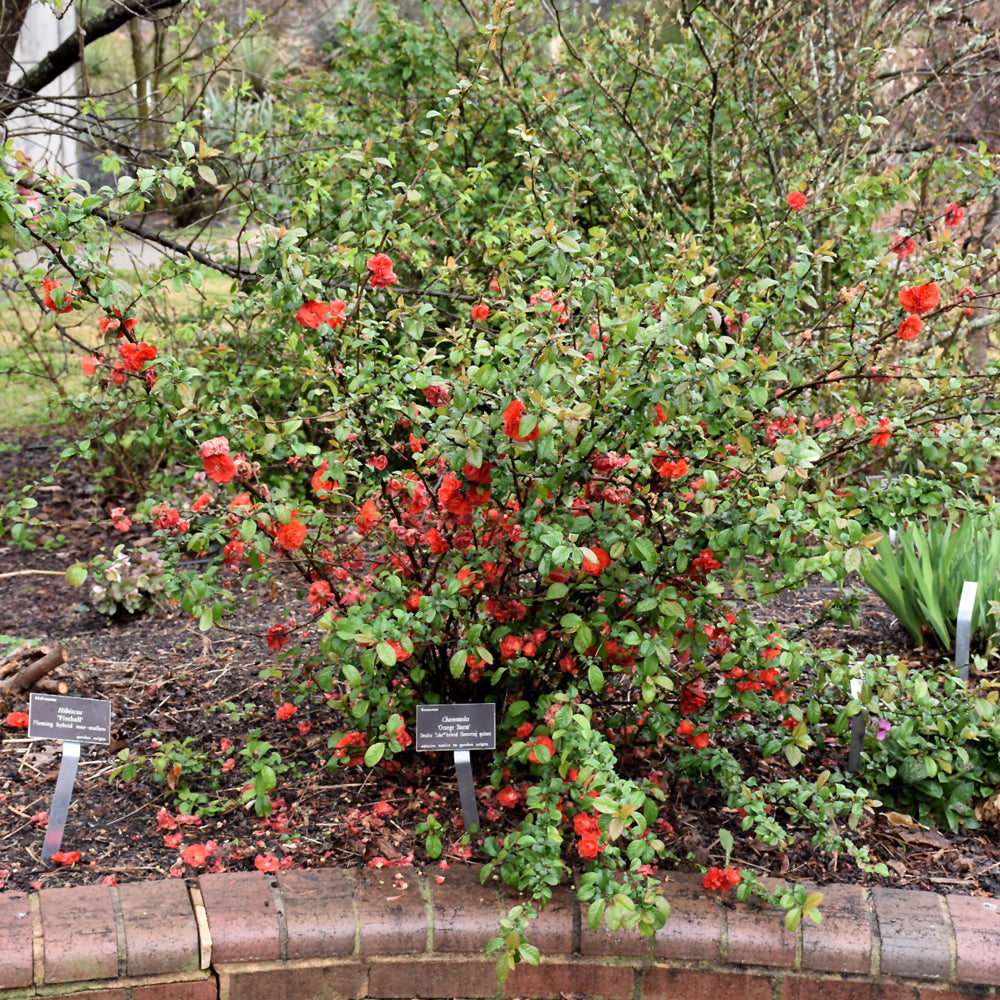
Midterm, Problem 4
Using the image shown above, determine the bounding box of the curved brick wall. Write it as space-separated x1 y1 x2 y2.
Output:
1 867 998 1000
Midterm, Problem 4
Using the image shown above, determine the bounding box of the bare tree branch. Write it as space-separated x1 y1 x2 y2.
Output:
1 0 188 121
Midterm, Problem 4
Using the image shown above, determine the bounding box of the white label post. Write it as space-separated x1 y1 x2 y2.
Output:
956 580 977 682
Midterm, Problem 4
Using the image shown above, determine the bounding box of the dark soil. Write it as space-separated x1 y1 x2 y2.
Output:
2 433 999 899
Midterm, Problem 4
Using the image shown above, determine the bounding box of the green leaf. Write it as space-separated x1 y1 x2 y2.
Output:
65 563 88 587
587 663 604 693
364 742 385 767
376 641 398 666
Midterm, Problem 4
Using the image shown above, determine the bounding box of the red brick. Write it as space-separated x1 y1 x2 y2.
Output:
133 978 218 1000
429 864 503 952
118 879 200 977
216 959 365 1000
652 872 723 961
277 868 357 959
642 966 773 1000
369 955 498 998
801 884 872 975
39 884 119 983
354 867 428 955
0 891 33 989
506 959 636 999
872 888 951 981
498 880 576 955
726 892 797 968
198 872 281 964
946 893 1000 985
580 911 650 956
781 975 917 1000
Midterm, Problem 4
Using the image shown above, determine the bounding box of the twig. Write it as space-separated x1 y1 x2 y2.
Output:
0 570 67 579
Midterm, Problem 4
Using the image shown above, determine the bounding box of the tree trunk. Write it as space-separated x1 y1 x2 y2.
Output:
0 0 31 86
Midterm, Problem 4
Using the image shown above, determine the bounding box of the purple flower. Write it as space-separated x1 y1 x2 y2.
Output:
875 719 892 742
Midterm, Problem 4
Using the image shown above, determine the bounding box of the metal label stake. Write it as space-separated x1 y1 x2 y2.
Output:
847 677 865 772
415 703 495 833
42 741 81 862
28 693 112 864
956 580 978 682
453 750 481 832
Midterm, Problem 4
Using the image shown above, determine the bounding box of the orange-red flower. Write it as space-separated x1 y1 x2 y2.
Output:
503 399 539 442
312 460 333 496
5 711 28 728
181 843 210 867
785 191 806 210
471 302 489 321
50 851 81 865
870 418 892 448
296 299 347 329
896 315 923 341
42 278 74 313
355 498 382 534
276 702 297 721
898 283 940 315
497 786 520 808
702 866 741 891
655 455 689 479
581 546 611 577
276 515 307 551
944 203 964 227
366 253 398 288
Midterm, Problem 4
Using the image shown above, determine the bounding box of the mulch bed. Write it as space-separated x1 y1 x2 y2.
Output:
2 433 999 898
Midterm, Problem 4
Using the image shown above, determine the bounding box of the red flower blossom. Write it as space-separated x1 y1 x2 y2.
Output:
423 384 450 406
333 731 365 766
276 515 307 551
255 853 280 873
497 787 520 808
896 315 923 341
439 472 473 516
502 398 539 442
118 341 157 373
581 546 611 577
891 235 917 257
312 460 333 496
266 623 290 652
50 851 81 865
785 191 806 210
111 507 132 532
366 253 399 287
471 302 489 322
870 418 892 448
679 679 706 716
296 299 346 329
199 437 236 485
655 456 689 479
5 711 28 729
702 866 741 891
578 835 602 860
898 283 940 315
527 734 555 764
276 702 297 721
295 300 328 328
81 355 100 375
355 498 382 534
42 278 74 313
308 580 333 610
944 203 964 227
181 843 210 867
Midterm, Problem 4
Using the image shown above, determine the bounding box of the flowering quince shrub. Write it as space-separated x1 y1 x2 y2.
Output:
7 0 1000 981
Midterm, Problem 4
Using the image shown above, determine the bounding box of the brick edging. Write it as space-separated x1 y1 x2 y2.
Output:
1 866 999 999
